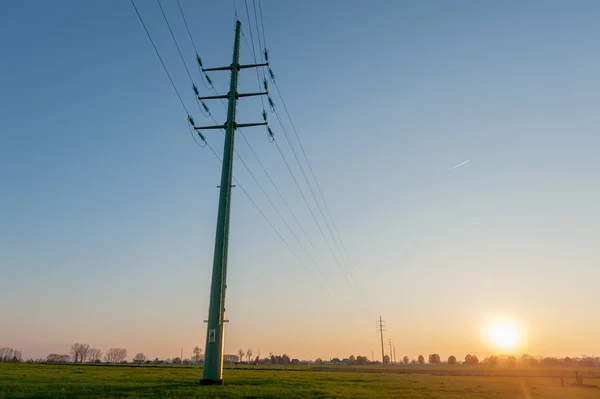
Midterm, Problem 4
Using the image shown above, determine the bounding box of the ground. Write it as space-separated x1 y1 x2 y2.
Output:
0 363 598 398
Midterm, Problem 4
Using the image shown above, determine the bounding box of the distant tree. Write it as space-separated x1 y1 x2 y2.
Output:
383 355 390 364
246 349 253 363
528 357 539 367
254 356 260 364
487 355 499 367
281 354 291 364
348 355 356 365
355 355 368 365
153 357 161 364
133 353 147 363
411 359 417 364
172 357 182 364
465 354 480 366
507 356 517 367
105 348 127 364
448 356 457 365
192 346 202 362
70 343 90 364
418 355 424 364
563 357 573 366
88 348 102 363
541 357 559 367
237 349 245 363
315 358 324 365
403 356 409 364
0 348 22 363
428 354 441 364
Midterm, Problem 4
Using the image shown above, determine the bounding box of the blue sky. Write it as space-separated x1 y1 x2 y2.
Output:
1 0 599 361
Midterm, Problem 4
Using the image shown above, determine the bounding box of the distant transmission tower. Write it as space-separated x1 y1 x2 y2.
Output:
377 317 386 368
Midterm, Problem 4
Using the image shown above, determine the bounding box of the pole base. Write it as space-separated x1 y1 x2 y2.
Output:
200 379 224 386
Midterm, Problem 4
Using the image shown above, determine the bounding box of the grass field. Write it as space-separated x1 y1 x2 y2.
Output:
1 363 598 398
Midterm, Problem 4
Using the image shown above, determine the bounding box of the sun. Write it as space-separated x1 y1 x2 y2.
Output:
488 323 518 349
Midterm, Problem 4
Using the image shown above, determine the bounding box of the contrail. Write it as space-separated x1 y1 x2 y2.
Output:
450 160 470 170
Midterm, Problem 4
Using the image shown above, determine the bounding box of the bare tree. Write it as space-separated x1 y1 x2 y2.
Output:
403 356 409 364
88 348 102 363
192 346 202 362
70 343 90 363
237 349 245 363
133 353 147 363
0 348 22 362
104 348 127 364
246 349 253 363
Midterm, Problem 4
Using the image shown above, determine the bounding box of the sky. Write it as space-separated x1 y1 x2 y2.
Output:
1 0 599 362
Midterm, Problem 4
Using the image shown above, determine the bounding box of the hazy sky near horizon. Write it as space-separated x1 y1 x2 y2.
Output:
1 0 599 361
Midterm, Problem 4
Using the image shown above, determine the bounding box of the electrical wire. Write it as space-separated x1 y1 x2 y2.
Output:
130 0 190 116
204 140 337 303
241 12 362 300
273 80 359 279
253 3 360 284
156 0 213 118
133 0 340 302
175 0 212 91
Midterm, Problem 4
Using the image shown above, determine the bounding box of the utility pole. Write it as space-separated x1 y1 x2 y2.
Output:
377 317 386 368
197 20 268 385
393 345 397 365
388 339 393 365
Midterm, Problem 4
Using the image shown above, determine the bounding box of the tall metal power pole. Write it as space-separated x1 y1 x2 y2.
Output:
196 20 268 385
377 317 386 368
388 339 393 365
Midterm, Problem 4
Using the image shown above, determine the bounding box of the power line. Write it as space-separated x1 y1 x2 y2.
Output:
156 0 195 86
273 80 358 278
156 0 216 120
239 132 318 253
130 0 190 116
175 0 212 91
258 0 267 49
203 140 336 303
238 14 360 300
255 20 360 287
233 143 335 292
132 0 335 303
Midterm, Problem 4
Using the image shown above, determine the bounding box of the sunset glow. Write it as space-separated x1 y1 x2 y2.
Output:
488 323 518 349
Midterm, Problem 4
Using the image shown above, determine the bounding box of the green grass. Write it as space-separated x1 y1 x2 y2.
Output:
0 363 598 398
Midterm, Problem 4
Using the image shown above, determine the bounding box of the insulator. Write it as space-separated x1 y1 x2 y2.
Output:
205 74 213 86
263 78 268 91
268 68 275 82
264 49 269 62
196 54 203 68
202 102 210 114
262 109 267 122
268 96 275 111
188 115 195 126
193 84 199 96
267 126 274 141
198 131 207 143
